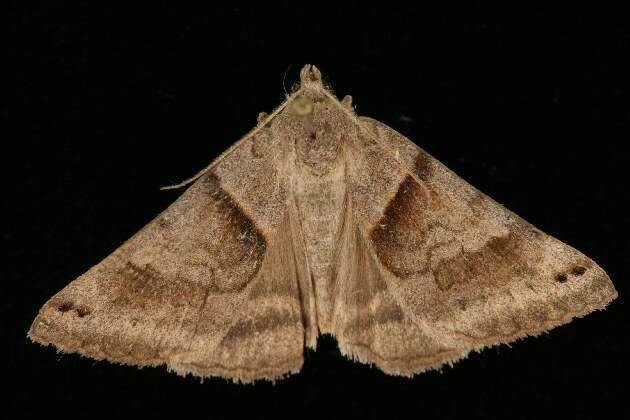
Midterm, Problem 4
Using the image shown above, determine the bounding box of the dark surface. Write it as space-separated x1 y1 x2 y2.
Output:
6 2 629 419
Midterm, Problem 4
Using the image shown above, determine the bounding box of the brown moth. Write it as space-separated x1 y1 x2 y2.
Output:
28 64 617 383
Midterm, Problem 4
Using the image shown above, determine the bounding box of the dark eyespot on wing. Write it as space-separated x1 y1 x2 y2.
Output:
76 306 91 317
555 273 568 283
57 301 74 312
571 266 587 276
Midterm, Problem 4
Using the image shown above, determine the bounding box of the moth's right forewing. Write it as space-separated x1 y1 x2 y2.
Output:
332 115 617 376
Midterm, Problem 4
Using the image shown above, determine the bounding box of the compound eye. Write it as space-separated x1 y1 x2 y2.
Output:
291 95 313 116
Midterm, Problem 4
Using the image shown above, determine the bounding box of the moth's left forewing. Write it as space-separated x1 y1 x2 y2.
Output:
29 118 309 383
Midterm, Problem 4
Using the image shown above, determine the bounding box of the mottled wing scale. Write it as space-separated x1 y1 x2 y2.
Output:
332 116 617 374
30 65 617 381
28 126 308 383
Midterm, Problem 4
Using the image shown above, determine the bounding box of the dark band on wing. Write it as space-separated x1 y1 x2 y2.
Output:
201 173 267 292
220 307 301 344
433 233 529 292
370 175 432 278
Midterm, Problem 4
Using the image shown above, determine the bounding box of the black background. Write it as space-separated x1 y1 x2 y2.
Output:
6 1 629 419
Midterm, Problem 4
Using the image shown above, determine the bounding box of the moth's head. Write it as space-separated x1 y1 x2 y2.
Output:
299 64 323 89
281 64 353 173
291 64 326 109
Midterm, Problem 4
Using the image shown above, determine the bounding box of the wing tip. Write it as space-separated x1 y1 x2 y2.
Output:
335 273 618 379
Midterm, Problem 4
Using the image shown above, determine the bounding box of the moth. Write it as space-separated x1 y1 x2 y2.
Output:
29 65 617 383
